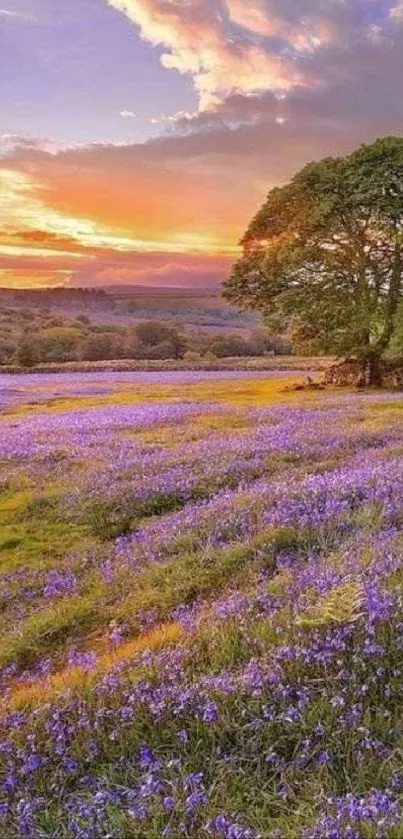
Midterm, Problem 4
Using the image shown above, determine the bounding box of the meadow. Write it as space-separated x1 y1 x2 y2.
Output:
1 369 403 837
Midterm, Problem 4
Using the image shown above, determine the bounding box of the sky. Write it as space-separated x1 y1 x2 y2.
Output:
1 0 403 289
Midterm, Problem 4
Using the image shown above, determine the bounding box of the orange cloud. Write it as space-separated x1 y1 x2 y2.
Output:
81 253 234 288
0 269 70 289
0 139 247 288
1 138 255 258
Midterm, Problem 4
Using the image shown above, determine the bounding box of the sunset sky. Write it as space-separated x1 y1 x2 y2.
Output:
1 0 403 289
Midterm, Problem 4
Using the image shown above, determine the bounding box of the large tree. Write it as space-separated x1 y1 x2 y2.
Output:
224 137 403 384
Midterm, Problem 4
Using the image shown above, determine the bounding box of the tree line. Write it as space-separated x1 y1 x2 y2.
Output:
0 309 290 367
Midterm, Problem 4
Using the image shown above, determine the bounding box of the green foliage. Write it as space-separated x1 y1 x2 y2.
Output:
0 303 279 367
15 338 39 367
86 492 182 540
79 331 117 361
208 334 253 358
36 326 83 362
224 137 403 378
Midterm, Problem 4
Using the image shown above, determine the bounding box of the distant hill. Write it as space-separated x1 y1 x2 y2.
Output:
0 286 260 333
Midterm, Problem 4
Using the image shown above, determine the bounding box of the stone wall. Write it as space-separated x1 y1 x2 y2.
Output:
325 358 362 386
326 357 403 389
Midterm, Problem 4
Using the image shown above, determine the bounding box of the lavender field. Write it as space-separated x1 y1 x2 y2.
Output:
2 370 403 838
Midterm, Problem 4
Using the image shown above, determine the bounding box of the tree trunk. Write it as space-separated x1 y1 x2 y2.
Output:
357 354 383 387
367 355 383 387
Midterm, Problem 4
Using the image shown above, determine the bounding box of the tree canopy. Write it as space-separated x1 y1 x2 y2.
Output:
224 137 403 383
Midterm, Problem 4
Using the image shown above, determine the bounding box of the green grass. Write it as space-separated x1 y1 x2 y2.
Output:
0 525 298 670
0 485 95 575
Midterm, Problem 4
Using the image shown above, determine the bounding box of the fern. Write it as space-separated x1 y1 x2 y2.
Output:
296 580 364 628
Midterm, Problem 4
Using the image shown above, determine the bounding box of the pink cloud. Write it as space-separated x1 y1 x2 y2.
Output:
81 253 232 288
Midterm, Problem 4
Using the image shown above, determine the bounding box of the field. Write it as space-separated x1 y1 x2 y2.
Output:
2 370 403 837
0 357 331 376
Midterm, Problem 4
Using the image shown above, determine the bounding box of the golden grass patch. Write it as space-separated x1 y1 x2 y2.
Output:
5 621 184 712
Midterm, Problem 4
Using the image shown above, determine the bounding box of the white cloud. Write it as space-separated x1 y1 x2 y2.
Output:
0 8 33 21
107 0 305 110
151 110 198 127
120 109 137 118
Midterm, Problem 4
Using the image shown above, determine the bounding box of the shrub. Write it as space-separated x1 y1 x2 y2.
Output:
204 351 218 363
15 338 39 367
134 321 186 358
184 350 202 362
209 334 252 358
36 327 82 362
80 333 116 361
